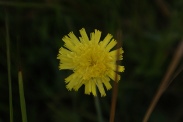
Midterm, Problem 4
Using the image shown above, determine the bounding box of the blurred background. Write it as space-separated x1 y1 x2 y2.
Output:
0 0 183 122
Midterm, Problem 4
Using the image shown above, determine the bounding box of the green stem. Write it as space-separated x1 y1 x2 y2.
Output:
94 95 104 122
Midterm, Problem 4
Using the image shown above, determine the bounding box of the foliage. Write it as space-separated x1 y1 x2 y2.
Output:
0 0 183 122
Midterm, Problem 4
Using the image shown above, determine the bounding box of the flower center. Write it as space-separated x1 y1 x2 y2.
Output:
75 44 109 80
89 56 97 67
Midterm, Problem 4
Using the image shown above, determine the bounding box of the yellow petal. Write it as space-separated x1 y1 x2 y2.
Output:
108 64 125 72
100 34 113 48
91 80 97 96
105 39 117 52
118 66 125 72
73 80 83 91
109 47 124 60
96 79 106 97
59 63 74 70
102 76 112 90
68 32 80 45
60 56 73 63
79 28 89 44
85 81 90 95
62 36 76 51
93 29 101 44
65 73 75 83
107 70 121 82
66 74 81 90
58 47 71 55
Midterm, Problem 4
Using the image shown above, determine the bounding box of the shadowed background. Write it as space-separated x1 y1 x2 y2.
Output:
0 0 183 122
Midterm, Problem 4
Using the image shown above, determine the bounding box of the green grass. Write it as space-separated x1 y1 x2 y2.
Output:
18 70 28 122
1 1 183 122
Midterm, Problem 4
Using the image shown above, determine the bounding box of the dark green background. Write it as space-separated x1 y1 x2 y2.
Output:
0 0 183 122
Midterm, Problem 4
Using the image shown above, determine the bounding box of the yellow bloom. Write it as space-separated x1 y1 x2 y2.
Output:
57 28 124 97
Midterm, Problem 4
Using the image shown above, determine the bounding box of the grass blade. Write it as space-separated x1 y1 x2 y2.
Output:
18 70 28 122
143 40 183 122
5 9 14 122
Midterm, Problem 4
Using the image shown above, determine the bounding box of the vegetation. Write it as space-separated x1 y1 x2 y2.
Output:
0 0 183 122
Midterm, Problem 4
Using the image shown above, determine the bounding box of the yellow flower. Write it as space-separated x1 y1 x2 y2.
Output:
57 28 124 97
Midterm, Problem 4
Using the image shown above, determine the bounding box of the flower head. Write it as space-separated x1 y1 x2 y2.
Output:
57 28 124 96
